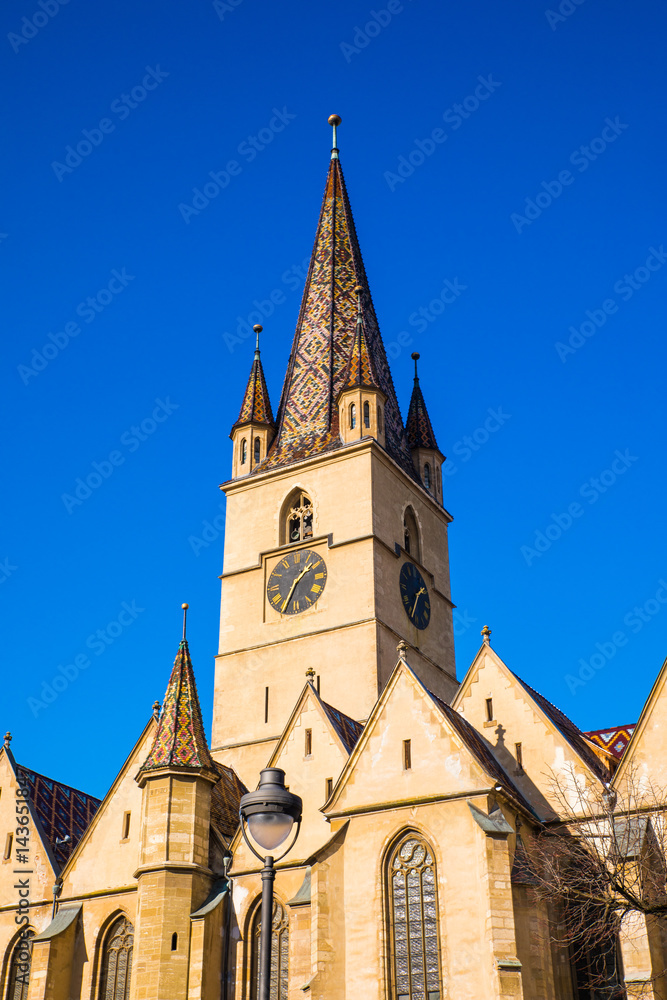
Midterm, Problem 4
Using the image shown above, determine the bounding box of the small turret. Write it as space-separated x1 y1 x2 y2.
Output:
337 285 387 447
229 325 275 477
406 352 444 501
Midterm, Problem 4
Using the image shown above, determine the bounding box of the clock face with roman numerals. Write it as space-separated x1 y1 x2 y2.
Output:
267 548 328 616
399 562 431 630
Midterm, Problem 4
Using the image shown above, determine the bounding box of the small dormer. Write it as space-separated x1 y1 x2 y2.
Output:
406 352 445 502
229 324 276 478
337 285 387 448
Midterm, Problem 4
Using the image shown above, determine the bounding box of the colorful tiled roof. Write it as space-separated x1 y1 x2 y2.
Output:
584 724 636 761
139 640 217 775
209 761 247 840
259 154 417 479
406 362 439 452
16 765 101 867
339 296 382 394
232 346 274 432
511 673 610 782
320 699 364 754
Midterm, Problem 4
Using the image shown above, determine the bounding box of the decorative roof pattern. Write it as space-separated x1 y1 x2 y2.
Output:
511 673 610 782
320 699 364 754
139 640 217 775
585 724 636 760
16 765 101 866
340 307 382 394
232 349 274 431
406 373 439 452
259 156 417 479
209 761 247 839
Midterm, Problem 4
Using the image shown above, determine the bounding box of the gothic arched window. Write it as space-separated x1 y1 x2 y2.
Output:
350 403 357 429
5 930 34 1000
241 438 247 465
254 437 261 465
403 507 420 562
387 833 441 1000
423 463 431 489
284 490 313 544
98 915 133 1000
364 401 370 428
250 899 289 1000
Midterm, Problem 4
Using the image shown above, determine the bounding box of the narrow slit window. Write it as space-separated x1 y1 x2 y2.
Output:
486 698 494 722
241 438 247 465
423 463 431 489
122 811 131 840
363 401 370 428
316 674 320 694
4 832 12 860
350 403 357 429
377 405 383 434
305 729 312 756
171 932 178 951
515 743 523 770
264 686 269 724
254 437 261 465
403 739 412 771
325 777 333 799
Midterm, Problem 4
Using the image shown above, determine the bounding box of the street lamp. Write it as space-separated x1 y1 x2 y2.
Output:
239 768 303 1000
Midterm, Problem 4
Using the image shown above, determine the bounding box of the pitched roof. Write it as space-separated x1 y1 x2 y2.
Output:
139 639 217 776
511 672 610 782
15 765 101 866
210 761 247 840
232 346 274 432
339 300 382 395
260 154 417 478
406 364 439 452
319 698 364 754
585 724 636 761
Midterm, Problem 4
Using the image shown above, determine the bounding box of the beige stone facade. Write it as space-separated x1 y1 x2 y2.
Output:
2 135 665 1000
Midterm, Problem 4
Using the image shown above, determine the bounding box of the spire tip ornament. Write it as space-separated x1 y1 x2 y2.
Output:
305 667 316 682
253 323 262 355
181 603 189 641
3 732 11 750
481 625 492 646
152 700 160 721
328 114 342 159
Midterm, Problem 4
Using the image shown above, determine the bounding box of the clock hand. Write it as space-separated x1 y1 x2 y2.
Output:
280 562 313 612
411 587 426 617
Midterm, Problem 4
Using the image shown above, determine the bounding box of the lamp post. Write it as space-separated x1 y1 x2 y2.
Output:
239 768 303 1000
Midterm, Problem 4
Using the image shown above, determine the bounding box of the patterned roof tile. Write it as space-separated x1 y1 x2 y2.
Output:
320 699 364 754
339 304 382 394
209 761 247 840
406 374 439 452
16 765 101 867
232 348 274 431
584 724 636 761
139 640 217 776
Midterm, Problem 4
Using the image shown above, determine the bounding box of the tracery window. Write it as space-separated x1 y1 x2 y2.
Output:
250 899 289 1000
387 834 441 1000
241 438 247 465
98 915 133 1000
423 463 431 489
5 930 34 1000
285 491 313 543
350 403 357 429
254 437 261 465
364 401 370 428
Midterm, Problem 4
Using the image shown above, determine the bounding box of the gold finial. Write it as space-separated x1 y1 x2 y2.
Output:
397 639 408 658
328 114 341 159
481 625 492 646
152 700 161 721
411 352 420 379
305 667 316 682
182 603 189 641
3 732 11 749
253 323 262 355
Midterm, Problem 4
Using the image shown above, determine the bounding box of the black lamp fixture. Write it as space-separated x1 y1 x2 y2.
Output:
239 768 303 1000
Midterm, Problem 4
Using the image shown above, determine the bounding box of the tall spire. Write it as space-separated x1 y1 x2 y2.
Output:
339 284 382 393
262 117 417 479
231 324 274 433
406 352 439 451
139 626 217 777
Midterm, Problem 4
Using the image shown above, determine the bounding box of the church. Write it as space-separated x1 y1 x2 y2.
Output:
2 116 666 1000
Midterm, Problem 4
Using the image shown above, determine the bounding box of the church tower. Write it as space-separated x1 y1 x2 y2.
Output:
212 118 457 785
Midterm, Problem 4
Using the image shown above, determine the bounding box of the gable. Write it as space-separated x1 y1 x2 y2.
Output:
0 749 57 907
454 645 608 821
615 656 667 788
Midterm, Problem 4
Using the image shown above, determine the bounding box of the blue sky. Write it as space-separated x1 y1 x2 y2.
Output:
3 0 666 797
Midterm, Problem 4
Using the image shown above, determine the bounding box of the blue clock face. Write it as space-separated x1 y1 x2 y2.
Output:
399 562 431 630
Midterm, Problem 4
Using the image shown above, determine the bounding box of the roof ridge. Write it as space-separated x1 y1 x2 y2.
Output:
232 348 274 431
406 369 439 452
